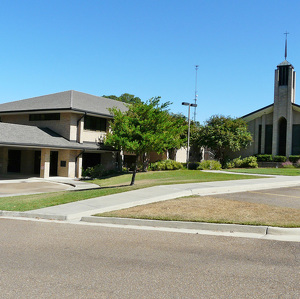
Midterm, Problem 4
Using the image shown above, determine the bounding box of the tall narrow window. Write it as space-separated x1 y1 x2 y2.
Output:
265 125 273 154
278 118 287 156
279 66 289 86
292 125 300 154
258 125 262 154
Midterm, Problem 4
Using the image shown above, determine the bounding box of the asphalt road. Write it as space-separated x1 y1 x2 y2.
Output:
0 218 299 298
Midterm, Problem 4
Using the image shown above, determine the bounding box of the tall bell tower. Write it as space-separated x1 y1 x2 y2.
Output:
272 32 296 156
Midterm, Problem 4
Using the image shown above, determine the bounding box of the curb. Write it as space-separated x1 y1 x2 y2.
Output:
0 210 67 221
80 216 300 236
81 216 268 234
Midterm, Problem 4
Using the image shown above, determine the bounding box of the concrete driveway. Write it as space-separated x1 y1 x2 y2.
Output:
0 175 99 197
0 180 72 196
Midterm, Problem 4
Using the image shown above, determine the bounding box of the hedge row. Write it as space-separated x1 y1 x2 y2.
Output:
256 154 300 163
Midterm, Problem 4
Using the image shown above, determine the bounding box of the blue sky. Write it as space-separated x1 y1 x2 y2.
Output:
1 0 300 123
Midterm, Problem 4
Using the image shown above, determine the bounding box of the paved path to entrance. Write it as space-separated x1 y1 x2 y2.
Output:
24 175 300 221
0 176 99 197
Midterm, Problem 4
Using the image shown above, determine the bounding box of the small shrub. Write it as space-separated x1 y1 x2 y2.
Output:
232 157 243 168
149 160 183 171
82 164 105 178
289 155 300 163
282 161 294 168
256 154 273 162
197 160 222 170
240 156 258 168
295 159 300 168
273 156 287 162
224 161 234 169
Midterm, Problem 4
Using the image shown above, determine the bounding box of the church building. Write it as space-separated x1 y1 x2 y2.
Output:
239 41 300 158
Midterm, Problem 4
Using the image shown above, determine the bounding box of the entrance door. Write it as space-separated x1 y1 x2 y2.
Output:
7 150 21 173
50 151 58 176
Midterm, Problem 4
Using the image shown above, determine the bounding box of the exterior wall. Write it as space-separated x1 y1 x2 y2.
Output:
58 150 70 177
149 151 167 163
40 148 50 178
82 130 107 143
57 149 80 178
175 147 187 163
293 110 300 123
1 113 78 141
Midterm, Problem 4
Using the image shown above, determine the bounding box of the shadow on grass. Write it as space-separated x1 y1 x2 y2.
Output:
72 184 132 192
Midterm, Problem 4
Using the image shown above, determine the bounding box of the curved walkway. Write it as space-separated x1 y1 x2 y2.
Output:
1 174 300 241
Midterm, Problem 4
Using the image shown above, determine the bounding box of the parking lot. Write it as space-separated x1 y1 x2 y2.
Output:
214 186 300 209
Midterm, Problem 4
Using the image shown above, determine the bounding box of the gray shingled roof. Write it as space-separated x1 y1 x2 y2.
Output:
0 122 98 150
0 90 128 117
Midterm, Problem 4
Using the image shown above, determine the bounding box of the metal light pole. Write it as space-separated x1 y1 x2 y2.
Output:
182 102 197 169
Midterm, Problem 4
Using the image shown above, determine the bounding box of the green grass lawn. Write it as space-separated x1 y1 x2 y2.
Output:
226 167 300 176
0 170 261 211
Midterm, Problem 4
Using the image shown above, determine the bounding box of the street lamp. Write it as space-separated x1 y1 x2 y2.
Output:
182 102 197 169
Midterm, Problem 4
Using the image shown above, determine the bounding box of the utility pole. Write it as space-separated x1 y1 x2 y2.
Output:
194 65 199 122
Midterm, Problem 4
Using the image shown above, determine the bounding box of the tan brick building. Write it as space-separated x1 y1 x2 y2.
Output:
0 90 127 178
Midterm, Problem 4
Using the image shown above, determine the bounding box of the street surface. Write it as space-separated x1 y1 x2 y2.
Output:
0 218 299 298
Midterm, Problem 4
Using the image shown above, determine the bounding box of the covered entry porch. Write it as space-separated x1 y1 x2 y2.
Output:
0 146 83 179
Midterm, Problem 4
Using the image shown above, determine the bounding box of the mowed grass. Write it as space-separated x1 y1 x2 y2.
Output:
90 169 262 187
0 170 260 211
97 195 300 228
226 167 300 176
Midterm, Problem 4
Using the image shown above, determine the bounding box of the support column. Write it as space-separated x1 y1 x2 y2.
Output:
76 154 83 178
77 117 84 144
40 148 50 178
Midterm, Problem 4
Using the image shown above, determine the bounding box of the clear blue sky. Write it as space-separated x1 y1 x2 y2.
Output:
1 0 300 123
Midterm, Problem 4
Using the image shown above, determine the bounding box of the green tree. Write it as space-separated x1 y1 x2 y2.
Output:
103 93 142 104
193 115 252 166
105 97 187 185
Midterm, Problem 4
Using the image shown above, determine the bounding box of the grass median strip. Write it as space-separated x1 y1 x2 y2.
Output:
226 168 300 176
96 196 300 228
0 170 262 211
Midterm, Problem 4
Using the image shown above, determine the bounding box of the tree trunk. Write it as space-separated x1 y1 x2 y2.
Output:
130 155 139 185
142 152 149 172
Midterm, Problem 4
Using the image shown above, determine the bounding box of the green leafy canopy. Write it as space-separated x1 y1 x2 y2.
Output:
105 97 187 155
193 115 252 165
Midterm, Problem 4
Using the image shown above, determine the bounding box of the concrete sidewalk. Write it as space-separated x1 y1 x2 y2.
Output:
1 175 300 241
19 175 300 220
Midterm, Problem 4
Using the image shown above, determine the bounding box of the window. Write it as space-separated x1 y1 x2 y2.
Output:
29 113 60 121
292 125 300 154
264 125 273 154
258 125 262 154
279 66 289 86
84 115 107 131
